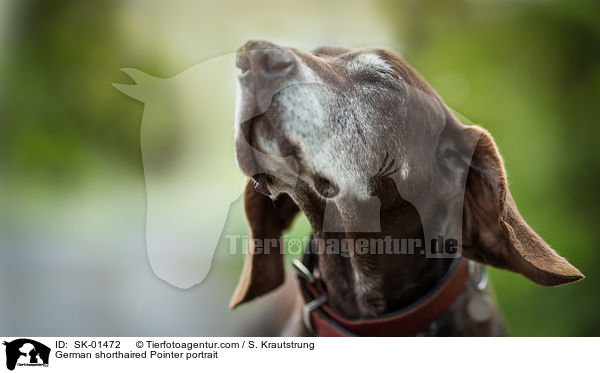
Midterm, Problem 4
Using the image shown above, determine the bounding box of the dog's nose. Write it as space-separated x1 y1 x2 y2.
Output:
236 40 295 78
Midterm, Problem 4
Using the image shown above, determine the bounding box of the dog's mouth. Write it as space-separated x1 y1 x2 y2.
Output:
237 113 341 199
249 173 274 195
235 107 303 195
235 92 339 199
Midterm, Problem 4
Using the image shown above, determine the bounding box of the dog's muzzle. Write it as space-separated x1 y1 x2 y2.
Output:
234 40 302 193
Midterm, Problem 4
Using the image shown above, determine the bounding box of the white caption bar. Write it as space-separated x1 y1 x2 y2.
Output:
0 337 597 373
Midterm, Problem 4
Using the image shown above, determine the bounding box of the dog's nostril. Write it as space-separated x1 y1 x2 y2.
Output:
314 175 339 198
263 51 294 73
236 52 251 73
237 41 295 77
241 48 294 76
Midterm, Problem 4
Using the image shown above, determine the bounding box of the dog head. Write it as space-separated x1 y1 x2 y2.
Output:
230 40 583 308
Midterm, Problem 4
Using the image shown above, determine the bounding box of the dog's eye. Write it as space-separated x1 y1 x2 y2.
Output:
314 175 339 198
363 75 386 86
360 72 396 89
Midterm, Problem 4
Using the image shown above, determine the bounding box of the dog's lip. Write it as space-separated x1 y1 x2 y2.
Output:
235 109 304 196
235 116 261 176
237 112 338 200
240 113 271 155
250 173 273 196
240 110 303 164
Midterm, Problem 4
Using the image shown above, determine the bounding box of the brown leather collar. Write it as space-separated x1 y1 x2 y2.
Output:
295 250 469 337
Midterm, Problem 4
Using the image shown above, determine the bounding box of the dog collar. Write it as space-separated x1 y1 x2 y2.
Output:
294 247 470 337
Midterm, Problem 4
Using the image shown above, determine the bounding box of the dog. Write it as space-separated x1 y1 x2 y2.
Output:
229 40 584 336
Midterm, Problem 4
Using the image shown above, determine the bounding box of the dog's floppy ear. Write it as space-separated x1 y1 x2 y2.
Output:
444 121 583 286
229 178 299 308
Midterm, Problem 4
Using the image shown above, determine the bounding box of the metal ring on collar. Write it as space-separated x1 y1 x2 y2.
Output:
293 258 316 283
468 260 488 291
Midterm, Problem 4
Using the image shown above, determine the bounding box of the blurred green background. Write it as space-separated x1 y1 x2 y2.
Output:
0 0 598 336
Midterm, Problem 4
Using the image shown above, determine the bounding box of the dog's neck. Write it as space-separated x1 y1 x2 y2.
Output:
294 182 454 319
312 233 453 319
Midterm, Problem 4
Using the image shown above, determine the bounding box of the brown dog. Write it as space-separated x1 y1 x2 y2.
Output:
229 40 583 336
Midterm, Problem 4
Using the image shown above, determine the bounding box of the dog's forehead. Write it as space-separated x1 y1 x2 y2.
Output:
313 47 395 73
309 46 439 99
350 52 395 74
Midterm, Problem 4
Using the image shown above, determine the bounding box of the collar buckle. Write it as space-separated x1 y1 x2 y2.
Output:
293 258 328 332
302 295 327 333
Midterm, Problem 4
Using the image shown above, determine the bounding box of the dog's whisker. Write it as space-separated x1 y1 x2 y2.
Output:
383 167 400 177
382 158 396 175
377 153 389 174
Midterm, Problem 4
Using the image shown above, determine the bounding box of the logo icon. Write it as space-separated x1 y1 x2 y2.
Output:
3 339 50 371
